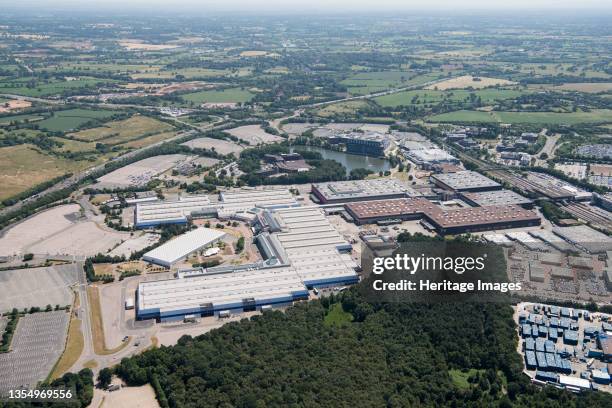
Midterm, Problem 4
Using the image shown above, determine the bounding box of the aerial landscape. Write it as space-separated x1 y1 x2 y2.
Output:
0 0 611 407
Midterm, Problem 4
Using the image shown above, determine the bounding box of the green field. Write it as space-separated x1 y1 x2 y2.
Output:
427 109 612 125
42 62 162 74
342 72 442 96
181 88 254 104
66 115 173 143
323 303 354 327
0 144 85 200
37 109 119 132
315 100 370 117
448 369 486 390
374 88 526 107
131 67 239 80
0 113 44 125
0 78 116 97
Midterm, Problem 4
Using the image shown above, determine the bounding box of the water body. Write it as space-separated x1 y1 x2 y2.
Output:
290 146 391 174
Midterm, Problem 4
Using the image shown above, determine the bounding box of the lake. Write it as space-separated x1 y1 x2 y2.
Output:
290 146 391 174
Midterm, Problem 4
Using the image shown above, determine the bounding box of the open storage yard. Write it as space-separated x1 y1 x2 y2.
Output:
515 303 612 394
0 311 70 394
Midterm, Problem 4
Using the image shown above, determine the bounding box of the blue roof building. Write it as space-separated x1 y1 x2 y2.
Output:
522 324 532 338
564 331 579 345
536 371 558 382
536 352 548 369
525 351 537 369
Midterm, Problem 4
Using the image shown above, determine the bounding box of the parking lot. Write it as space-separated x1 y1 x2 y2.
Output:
0 265 78 312
0 311 70 394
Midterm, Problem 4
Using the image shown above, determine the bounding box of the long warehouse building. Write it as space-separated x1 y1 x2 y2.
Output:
430 170 501 192
142 227 226 268
345 198 541 234
137 264 309 321
311 178 420 204
217 188 300 219
135 195 215 228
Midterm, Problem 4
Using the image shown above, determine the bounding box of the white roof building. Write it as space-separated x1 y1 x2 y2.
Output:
142 227 226 268
559 375 591 390
217 188 299 218
135 195 216 228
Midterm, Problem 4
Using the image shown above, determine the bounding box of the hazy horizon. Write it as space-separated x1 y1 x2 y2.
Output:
2 0 612 14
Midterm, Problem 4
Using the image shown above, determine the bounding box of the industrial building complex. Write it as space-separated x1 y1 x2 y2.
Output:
136 206 358 321
134 189 300 228
517 303 612 393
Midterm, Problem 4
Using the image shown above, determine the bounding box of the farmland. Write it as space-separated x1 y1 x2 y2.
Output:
374 88 526 108
131 68 236 80
424 75 516 90
180 88 254 104
0 78 116 97
37 108 119 132
0 144 83 200
528 82 612 93
315 100 371 117
427 109 612 125
66 115 173 144
342 71 442 95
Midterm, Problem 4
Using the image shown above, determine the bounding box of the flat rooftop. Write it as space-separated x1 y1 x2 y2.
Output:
428 205 539 229
345 197 433 220
135 195 213 224
142 227 226 265
312 178 419 202
217 188 299 217
461 189 532 207
553 225 612 253
346 198 540 229
431 170 501 191
405 148 458 163
138 265 306 314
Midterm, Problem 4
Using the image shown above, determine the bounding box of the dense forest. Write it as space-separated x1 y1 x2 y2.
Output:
112 289 612 408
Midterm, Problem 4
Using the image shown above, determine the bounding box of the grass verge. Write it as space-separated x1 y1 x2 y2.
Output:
87 286 131 355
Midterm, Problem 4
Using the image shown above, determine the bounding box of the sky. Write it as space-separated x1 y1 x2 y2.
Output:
4 0 612 13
